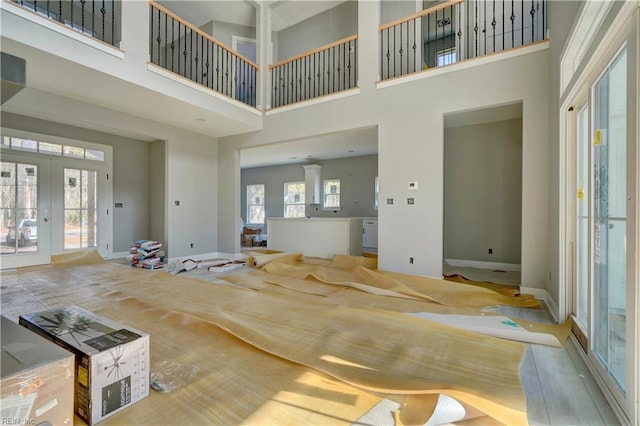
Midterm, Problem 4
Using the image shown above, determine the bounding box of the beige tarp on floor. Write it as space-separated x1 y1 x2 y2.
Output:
1 251 533 425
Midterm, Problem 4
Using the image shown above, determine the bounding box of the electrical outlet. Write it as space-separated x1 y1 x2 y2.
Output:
409 257 414 264
386 198 394 205
407 198 414 205
488 248 493 254
190 243 194 248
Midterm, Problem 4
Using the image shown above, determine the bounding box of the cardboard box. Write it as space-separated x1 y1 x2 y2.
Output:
19 306 150 424
1 315 75 425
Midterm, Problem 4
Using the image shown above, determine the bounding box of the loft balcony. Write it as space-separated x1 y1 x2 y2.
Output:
2 0 548 121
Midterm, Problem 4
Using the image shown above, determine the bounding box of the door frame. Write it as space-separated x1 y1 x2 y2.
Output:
0 152 52 269
558 6 638 424
1 128 113 263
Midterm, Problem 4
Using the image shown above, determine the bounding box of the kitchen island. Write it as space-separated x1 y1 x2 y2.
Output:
267 217 363 259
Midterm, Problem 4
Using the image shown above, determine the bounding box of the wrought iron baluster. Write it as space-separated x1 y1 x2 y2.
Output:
530 0 535 43
412 18 417 73
156 7 161 65
511 0 515 48
542 0 545 40
92 0 95 38
406 21 410 74
502 0 505 50
385 28 390 80
101 0 106 43
457 4 462 61
399 22 403 75
70 0 73 33
354 38 357 87
46 0 50 17
521 0 524 45
149 6 153 61
171 18 175 73
215 45 219 91
225 49 230 96
474 1 478 57
164 13 167 69
332 46 336 93
342 42 345 91
492 0 496 53
80 0 85 34
348 41 352 88
483 0 486 55
111 0 114 45
322 49 326 95
289 62 294 104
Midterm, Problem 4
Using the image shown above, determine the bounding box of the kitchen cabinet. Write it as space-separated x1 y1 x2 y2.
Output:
362 219 378 249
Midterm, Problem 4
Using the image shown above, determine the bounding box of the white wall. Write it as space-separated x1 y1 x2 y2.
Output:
444 118 522 264
219 37 550 289
0 112 151 253
240 155 378 227
274 1 358 61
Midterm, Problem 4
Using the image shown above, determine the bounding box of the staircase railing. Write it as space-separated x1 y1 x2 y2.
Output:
11 0 121 46
269 35 358 109
149 1 258 108
380 0 547 81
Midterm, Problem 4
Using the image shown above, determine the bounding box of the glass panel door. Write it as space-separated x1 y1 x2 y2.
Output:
0 154 51 269
592 46 627 393
64 168 98 250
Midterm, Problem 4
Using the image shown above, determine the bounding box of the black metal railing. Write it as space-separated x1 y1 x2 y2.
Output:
149 1 258 108
380 0 547 80
270 35 358 108
12 0 121 46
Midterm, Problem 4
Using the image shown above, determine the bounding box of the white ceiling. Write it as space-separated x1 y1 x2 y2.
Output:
240 126 378 168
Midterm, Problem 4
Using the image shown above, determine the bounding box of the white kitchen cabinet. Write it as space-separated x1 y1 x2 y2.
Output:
362 219 378 249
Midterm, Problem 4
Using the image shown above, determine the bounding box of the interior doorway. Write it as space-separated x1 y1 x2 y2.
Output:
442 103 523 283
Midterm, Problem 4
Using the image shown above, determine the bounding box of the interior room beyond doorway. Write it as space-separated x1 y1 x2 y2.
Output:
443 103 523 286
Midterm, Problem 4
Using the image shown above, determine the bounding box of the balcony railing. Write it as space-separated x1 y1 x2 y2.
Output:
380 0 547 80
11 0 121 46
149 1 258 108
269 35 358 109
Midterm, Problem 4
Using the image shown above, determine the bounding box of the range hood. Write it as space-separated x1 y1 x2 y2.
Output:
1 52 26 105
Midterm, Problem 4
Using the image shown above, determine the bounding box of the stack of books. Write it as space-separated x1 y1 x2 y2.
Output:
128 240 164 269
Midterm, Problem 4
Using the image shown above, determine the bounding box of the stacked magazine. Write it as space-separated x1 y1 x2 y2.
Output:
128 240 164 269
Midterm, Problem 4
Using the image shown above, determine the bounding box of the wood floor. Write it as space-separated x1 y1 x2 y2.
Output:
116 256 621 426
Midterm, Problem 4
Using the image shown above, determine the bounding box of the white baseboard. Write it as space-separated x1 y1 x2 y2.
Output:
109 251 131 260
445 258 521 272
520 286 559 323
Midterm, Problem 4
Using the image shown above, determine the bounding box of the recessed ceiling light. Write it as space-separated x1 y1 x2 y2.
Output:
196 118 205 122
348 150 354 153
289 157 297 160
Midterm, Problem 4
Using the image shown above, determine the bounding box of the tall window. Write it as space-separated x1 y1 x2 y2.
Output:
247 184 265 224
284 182 305 218
64 168 97 250
323 179 341 209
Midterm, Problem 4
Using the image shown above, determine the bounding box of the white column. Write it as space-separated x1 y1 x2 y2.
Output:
358 0 380 88
256 2 272 110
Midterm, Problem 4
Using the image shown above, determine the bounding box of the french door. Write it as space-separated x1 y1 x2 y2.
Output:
0 153 52 269
1 142 112 268
571 44 634 418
